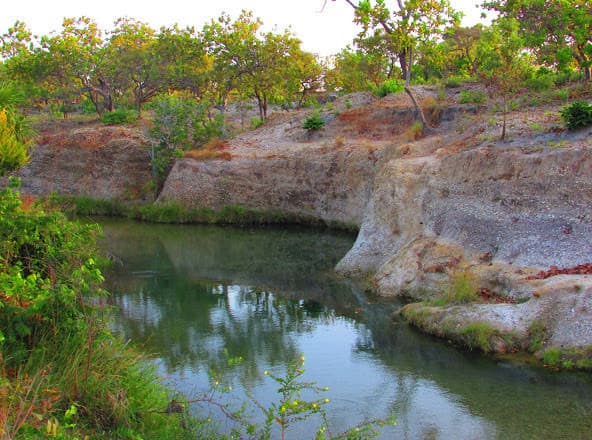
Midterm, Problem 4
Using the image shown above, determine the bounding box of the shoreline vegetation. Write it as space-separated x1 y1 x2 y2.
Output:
49 195 360 233
1 182 387 439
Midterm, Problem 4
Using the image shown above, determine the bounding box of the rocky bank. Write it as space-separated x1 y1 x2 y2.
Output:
17 88 592 367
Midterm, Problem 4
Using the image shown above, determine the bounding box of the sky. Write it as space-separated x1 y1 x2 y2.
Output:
1 0 491 56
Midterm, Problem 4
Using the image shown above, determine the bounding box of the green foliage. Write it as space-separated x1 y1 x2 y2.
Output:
0 179 104 361
459 89 487 104
0 82 34 175
0 181 200 439
527 321 547 352
445 270 479 304
525 72 556 92
303 112 325 131
560 100 592 130
148 93 224 186
257 356 332 439
100 108 139 125
444 77 462 88
542 348 562 367
250 117 264 129
483 0 592 80
371 78 404 97
0 109 30 175
457 323 495 352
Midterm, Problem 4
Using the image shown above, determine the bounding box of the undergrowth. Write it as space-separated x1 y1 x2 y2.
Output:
49 195 359 232
0 179 196 439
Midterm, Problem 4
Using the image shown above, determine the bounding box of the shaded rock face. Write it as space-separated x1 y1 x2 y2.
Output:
16 126 153 201
159 148 378 226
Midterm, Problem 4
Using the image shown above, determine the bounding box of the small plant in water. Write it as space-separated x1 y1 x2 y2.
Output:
253 355 392 440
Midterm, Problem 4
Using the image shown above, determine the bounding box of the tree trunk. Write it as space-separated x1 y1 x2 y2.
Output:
399 52 409 86
501 98 507 141
584 66 591 82
404 87 430 129
400 48 431 131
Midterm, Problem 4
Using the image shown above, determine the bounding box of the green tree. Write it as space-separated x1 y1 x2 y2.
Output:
337 0 460 127
478 18 531 140
106 18 168 115
157 25 213 98
483 0 592 81
203 11 315 120
443 25 484 77
41 17 115 115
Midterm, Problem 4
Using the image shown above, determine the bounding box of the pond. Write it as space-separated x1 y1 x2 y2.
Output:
99 219 592 439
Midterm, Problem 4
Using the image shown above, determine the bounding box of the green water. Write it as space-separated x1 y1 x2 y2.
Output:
99 219 592 439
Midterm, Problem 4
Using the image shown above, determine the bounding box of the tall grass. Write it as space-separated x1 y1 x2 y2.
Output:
50 196 359 232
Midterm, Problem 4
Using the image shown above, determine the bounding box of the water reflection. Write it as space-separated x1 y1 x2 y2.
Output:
100 219 592 439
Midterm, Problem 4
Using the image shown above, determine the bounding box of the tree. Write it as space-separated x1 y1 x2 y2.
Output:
477 18 530 140
203 11 315 120
483 0 592 81
324 47 387 92
106 18 164 115
157 25 212 98
443 25 484 77
41 17 114 115
335 0 460 127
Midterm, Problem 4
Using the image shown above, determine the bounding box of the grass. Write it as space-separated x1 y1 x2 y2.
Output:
539 346 592 371
402 302 521 354
2 330 206 439
459 90 487 104
48 195 360 232
444 269 480 304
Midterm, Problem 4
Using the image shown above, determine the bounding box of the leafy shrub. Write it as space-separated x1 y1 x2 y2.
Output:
444 77 462 88
372 78 404 97
554 89 569 102
555 69 583 86
149 94 225 185
0 178 104 363
101 108 139 125
560 100 592 130
250 117 264 129
303 112 325 131
542 348 562 366
526 74 556 92
459 90 487 104
0 109 30 175
80 97 97 114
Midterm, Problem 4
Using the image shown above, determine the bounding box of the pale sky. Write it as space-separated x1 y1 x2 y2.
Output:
2 0 490 56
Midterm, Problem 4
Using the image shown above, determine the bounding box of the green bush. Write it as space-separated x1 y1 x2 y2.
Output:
303 112 325 131
444 77 462 88
250 117 264 129
101 108 139 125
459 90 487 104
372 78 404 97
560 100 592 130
542 348 562 366
526 74 556 92
0 179 104 361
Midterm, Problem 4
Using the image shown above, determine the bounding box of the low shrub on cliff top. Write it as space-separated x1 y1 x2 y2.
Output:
303 112 325 131
560 100 592 130
101 108 139 125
